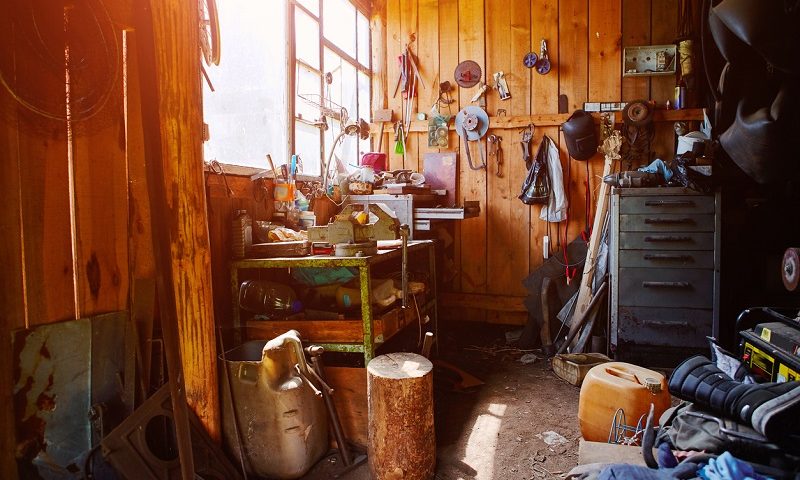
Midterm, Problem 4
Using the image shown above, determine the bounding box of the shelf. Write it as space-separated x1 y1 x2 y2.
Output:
370 108 705 134
230 240 435 268
244 303 425 347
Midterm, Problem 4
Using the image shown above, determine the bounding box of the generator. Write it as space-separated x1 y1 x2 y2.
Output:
738 307 800 383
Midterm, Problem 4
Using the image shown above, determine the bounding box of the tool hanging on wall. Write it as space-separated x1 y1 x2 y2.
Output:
493 72 511 100
454 60 482 88
536 39 552 75
373 109 393 151
522 39 552 74
432 81 455 112
523 51 539 68
455 106 489 170
393 40 425 150
470 83 489 104
488 134 504 177
520 124 534 165
394 122 406 154
619 99 655 170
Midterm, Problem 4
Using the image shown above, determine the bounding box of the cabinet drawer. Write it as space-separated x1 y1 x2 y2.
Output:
617 267 714 308
619 195 715 215
619 250 715 269
620 214 714 232
619 231 714 250
616 306 712 348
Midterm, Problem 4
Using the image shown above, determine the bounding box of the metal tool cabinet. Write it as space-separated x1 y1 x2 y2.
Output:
610 187 720 366
230 240 437 364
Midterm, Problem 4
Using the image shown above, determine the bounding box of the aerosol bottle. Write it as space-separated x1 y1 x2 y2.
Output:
231 209 252 258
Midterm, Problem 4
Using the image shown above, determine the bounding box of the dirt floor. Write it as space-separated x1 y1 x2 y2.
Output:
305 322 582 479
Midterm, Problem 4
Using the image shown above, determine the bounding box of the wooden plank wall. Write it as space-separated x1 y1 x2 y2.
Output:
379 0 679 325
0 0 220 469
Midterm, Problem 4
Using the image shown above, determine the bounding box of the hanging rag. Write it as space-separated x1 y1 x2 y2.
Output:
539 135 567 223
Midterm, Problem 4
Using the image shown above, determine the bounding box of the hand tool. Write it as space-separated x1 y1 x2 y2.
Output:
520 125 533 165
488 134 504 177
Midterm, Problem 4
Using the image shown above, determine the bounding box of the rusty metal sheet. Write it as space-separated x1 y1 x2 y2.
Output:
13 312 130 479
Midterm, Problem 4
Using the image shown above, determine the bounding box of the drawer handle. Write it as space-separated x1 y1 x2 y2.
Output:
642 281 692 289
646 320 691 328
643 254 693 261
644 235 693 242
644 200 695 207
644 217 693 225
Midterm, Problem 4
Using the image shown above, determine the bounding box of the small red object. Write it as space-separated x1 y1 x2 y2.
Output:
361 152 387 173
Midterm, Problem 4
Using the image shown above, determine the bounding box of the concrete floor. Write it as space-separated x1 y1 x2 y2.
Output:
304 323 582 480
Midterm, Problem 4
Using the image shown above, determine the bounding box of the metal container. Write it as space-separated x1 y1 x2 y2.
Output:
220 331 328 479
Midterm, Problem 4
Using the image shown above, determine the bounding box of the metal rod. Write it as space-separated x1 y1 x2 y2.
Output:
294 364 323 397
557 280 608 355
310 355 353 466
217 328 249 479
400 225 410 308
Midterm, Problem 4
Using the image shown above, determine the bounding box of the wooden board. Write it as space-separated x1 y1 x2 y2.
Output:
416 0 440 162
589 0 622 102
149 0 219 440
621 0 652 102
386 0 404 170
485 0 531 325
0 76 24 480
440 292 527 313
71 12 130 317
457 0 488 322
324 366 368 447
650 0 679 162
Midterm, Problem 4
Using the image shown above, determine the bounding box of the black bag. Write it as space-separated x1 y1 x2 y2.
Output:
519 136 551 205
561 109 598 160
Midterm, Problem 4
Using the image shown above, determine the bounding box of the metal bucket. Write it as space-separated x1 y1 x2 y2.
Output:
220 331 328 479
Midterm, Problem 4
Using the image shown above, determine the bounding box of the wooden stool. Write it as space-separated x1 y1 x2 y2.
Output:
367 352 435 479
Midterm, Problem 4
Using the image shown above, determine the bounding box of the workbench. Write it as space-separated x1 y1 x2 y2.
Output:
230 240 437 363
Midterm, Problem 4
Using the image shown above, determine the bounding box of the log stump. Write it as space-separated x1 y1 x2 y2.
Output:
367 352 435 480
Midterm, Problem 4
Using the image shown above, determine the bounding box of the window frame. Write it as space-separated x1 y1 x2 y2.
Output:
289 0 372 178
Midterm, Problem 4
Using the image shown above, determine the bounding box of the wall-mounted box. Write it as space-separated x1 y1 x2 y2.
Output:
623 44 677 77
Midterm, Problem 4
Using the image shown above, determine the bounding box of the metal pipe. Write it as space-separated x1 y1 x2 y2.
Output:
309 355 352 466
217 328 249 478
557 280 608 355
400 224 410 308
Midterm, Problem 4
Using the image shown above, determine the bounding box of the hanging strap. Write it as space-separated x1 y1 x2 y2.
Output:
581 159 592 242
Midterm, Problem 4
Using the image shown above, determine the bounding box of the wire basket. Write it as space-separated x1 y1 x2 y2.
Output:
608 408 648 446
297 93 348 123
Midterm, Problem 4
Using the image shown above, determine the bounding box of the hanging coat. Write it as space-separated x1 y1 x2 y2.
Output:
539 135 567 222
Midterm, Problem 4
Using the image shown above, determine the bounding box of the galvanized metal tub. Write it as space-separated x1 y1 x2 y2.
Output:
220 331 328 478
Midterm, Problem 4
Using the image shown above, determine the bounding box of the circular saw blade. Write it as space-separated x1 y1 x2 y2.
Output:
454 60 482 88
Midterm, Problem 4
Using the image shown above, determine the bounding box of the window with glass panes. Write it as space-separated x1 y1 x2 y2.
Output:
292 0 371 177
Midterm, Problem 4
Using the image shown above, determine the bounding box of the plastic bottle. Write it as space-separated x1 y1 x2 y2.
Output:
239 280 303 317
232 210 252 258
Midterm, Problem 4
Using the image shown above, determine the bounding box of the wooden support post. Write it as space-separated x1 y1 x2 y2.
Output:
368 353 435 480
568 146 616 351
136 0 221 440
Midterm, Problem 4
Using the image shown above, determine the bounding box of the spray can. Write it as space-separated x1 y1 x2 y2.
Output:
674 84 687 110
232 210 252 258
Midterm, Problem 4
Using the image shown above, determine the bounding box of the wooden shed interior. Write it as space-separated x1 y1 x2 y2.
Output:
1 0 799 478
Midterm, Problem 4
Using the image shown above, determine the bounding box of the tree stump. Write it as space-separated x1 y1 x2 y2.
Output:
367 352 435 480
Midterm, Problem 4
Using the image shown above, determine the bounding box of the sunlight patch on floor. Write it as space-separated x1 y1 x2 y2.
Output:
462 403 507 480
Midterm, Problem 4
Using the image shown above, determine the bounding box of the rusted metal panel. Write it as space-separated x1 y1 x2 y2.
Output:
13 313 130 479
